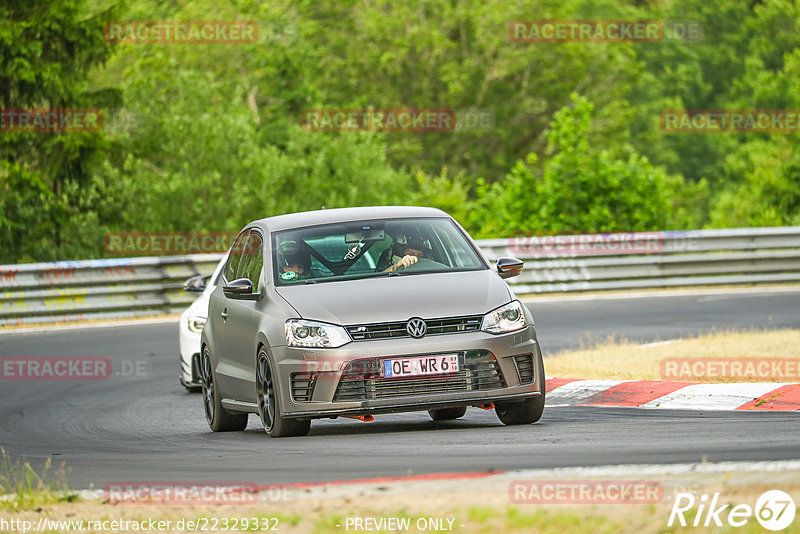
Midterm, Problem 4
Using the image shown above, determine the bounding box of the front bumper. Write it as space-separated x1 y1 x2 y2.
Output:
179 351 203 388
179 319 203 387
268 326 543 419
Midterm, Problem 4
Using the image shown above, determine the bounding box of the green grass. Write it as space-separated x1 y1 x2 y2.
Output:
0 448 77 510
467 506 496 523
275 513 303 527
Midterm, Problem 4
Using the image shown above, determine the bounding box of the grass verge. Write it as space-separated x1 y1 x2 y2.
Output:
0 449 77 511
1 479 799 533
544 328 800 381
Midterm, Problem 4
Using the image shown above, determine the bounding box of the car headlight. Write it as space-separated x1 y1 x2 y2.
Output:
481 300 527 334
285 319 351 348
187 316 207 334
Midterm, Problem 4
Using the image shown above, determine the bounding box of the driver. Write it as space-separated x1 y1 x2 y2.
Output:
380 234 432 272
278 242 312 281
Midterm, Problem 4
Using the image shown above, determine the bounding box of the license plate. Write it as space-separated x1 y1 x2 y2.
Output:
382 354 459 378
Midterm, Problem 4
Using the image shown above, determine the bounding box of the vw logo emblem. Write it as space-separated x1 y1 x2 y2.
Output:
406 317 427 338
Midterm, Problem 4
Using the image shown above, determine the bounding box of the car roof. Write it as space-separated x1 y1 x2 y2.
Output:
249 206 450 233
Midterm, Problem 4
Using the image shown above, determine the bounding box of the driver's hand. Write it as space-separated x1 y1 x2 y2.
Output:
393 255 418 270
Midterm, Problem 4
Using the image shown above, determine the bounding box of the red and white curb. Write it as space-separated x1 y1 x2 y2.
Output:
545 378 800 411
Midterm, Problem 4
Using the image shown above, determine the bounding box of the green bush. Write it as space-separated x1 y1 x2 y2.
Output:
466 95 702 238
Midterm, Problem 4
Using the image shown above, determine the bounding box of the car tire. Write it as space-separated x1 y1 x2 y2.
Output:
428 406 467 421
201 347 248 432
495 356 546 425
256 349 311 438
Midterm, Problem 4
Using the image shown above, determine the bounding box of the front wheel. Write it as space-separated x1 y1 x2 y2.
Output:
256 350 311 437
201 348 248 432
496 356 546 425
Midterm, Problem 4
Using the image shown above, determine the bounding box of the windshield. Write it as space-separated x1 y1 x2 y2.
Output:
272 217 486 285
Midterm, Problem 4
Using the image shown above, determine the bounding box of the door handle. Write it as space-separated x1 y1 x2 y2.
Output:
221 309 228 321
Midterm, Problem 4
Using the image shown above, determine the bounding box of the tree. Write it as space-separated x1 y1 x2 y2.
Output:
709 137 800 227
0 0 120 262
467 94 697 237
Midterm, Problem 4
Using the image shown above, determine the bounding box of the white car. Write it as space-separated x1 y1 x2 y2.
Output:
179 256 227 391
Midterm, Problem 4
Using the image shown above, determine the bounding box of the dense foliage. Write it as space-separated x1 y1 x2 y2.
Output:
2 0 799 262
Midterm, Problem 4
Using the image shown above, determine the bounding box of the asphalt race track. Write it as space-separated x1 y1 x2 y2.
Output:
529 287 800 352
1 288 798 489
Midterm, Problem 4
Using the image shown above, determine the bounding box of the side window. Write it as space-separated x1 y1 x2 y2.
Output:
224 230 250 282
237 232 264 291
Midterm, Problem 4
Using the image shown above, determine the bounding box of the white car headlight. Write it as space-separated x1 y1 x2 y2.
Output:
481 300 527 334
285 319 351 348
187 316 207 334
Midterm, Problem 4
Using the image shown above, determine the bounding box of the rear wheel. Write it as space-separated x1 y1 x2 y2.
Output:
201 348 248 431
496 356 546 425
428 406 467 421
256 350 311 437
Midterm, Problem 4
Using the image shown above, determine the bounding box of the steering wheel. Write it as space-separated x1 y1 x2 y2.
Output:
396 257 446 272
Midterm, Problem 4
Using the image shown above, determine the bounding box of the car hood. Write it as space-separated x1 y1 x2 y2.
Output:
274 269 511 325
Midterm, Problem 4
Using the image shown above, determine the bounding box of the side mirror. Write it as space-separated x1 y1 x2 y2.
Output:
496 257 524 279
183 274 208 292
223 278 260 300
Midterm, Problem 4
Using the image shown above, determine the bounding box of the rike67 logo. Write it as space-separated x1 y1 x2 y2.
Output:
669 490 796 531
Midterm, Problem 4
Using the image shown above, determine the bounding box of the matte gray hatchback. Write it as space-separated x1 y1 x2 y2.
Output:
201 206 545 437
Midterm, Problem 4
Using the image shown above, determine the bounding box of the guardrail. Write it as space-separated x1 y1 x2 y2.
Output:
478 227 800 293
0 255 223 326
1 227 798 325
